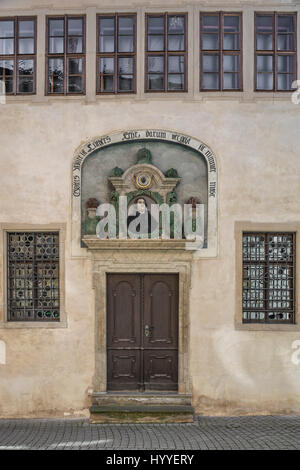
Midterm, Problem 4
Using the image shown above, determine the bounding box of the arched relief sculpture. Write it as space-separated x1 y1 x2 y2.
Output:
72 129 218 256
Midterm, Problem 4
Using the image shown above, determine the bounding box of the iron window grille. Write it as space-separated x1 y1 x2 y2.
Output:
97 13 136 94
242 232 296 324
46 15 86 95
255 12 297 91
0 16 36 95
145 13 188 92
200 12 242 91
7 232 60 321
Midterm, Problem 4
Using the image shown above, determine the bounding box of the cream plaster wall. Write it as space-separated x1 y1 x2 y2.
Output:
0 0 299 417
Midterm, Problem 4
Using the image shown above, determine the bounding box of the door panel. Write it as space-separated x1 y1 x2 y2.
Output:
108 350 141 391
143 274 178 349
144 350 178 391
107 274 141 348
107 273 178 392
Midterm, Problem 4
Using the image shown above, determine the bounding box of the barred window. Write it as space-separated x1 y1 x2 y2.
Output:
255 12 297 91
97 14 136 94
145 13 187 92
7 232 60 321
200 12 242 91
0 17 36 94
46 15 85 94
242 232 296 324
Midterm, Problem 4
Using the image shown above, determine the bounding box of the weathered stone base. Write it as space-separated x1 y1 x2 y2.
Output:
89 393 194 423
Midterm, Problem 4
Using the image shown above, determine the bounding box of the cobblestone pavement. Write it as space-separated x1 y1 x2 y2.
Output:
0 415 299 450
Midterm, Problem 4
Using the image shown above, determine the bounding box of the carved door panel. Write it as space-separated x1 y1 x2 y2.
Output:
107 273 178 392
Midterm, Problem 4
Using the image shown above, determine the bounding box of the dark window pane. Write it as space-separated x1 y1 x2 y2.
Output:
148 35 164 51
148 16 164 35
277 34 294 51
68 75 82 93
168 16 184 34
49 19 64 36
0 59 13 75
202 55 219 73
19 38 34 54
49 37 64 53
168 74 184 90
277 15 294 33
202 15 219 32
68 58 82 74
118 17 134 35
0 20 14 38
168 56 184 73
257 55 273 72
148 74 164 90
118 74 133 91
19 20 34 37
4 77 13 93
118 36 133 53
68 37 83 53
224 16 239 33
223 55 239 72
257 34 273 50
68 18 83 36
202 73 219 89
148 56 164 73
18 77 33 93
118 57 133 74
18 59 33 75
48 58 64 93
102 75 114 92
223 73 239 89
257 73 273 90
223 34 239 50
277 55 294 73
99 18 114 35
202 34 219 50
99 35 114 53
277 74 294 91
0 39 14 55
257 16 273 33
168 35 185 51
100 57 114 74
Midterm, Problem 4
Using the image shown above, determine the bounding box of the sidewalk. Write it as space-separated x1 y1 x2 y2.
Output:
0 415 299 450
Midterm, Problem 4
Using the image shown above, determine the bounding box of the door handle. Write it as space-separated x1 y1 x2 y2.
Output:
144 324 151 337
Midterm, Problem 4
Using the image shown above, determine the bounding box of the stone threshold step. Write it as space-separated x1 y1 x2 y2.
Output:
91 393 192 406
89 404 194 424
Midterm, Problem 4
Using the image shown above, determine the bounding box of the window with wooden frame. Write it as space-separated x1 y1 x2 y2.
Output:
97 14 136 94
255 12 297 91
46 15 85 95
0 17 36 95
242 232 296 324
200 12 242 91
7 232 60 322
145 13 187 92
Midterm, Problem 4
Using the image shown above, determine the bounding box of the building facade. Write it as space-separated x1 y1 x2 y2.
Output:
0 0 300 420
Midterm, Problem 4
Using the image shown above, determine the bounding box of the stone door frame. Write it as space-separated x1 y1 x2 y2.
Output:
91 252 192 395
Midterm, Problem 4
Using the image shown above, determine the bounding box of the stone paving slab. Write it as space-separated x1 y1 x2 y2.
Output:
0 415 299 450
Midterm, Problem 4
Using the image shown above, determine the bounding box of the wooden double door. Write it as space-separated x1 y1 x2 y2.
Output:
107 273 178 392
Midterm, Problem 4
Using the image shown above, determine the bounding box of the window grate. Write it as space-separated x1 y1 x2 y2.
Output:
7 232 60 321
242 232 296 323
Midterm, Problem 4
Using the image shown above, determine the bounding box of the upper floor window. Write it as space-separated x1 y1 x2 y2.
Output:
7 232 60 321
46 15 85 95
0 17 36 94
255 12 297 91
200 12 242 91
242 232 296 324
145 13 187 92
97 14 136 94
